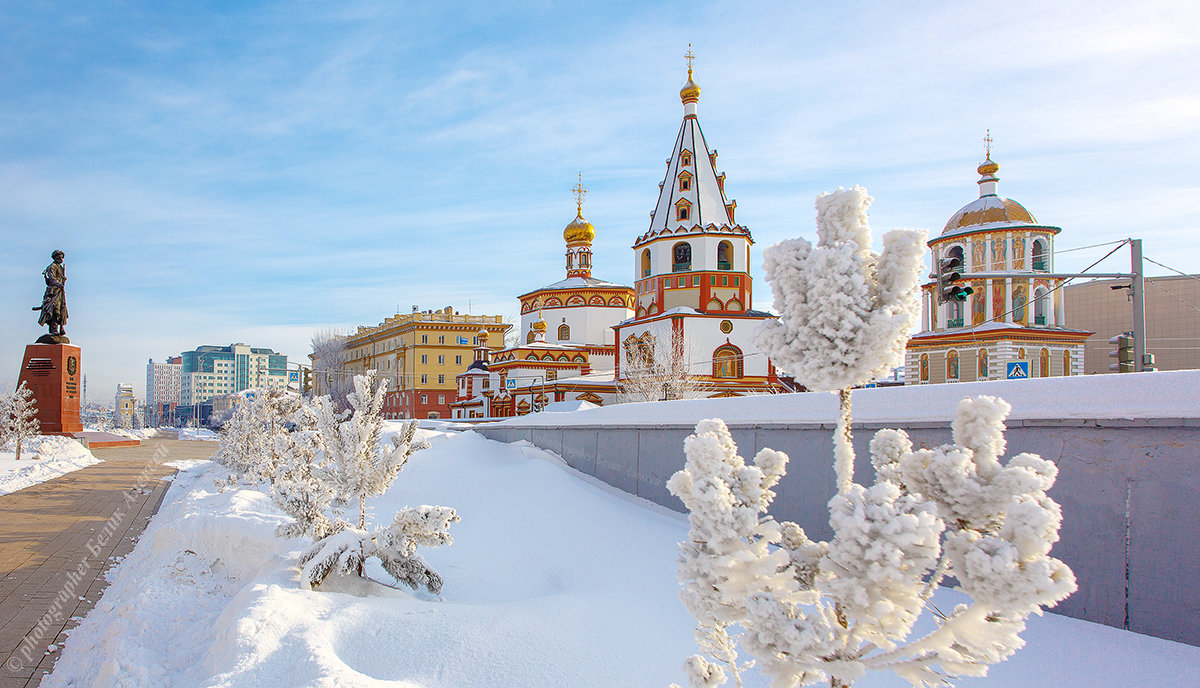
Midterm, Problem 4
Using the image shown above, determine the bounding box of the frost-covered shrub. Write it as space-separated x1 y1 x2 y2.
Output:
291 371 459 593
671 399 1075 688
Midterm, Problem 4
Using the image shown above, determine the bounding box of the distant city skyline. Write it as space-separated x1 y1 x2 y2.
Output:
2 1 1197 401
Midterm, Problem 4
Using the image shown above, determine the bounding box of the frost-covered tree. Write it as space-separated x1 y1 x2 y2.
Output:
754 186 926 492
295 371 459 593
618 328 711 404
311 327 350 407
214 387 300 488
670 187 1074 687
2 382 41 460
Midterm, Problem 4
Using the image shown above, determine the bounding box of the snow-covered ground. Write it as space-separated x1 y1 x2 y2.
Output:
42 428 1200 687
0 435 102 496
177 428 219 441
499 369 1200 427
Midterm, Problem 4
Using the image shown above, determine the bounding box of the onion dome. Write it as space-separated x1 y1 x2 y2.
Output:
942 156 1037 235
680 73 701 104
563 211 595 244
532 317 548 333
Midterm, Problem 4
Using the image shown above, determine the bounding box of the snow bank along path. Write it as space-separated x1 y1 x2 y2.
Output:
44 429 1200 687
0 435 102 496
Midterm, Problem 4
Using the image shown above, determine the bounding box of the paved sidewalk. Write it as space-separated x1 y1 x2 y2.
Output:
0 439 217 687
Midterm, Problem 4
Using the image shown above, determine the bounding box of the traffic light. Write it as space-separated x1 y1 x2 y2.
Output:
1109 332 1134 373
933 255 974 304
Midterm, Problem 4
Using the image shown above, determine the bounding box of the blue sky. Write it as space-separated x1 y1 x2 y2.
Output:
2 1 1198 403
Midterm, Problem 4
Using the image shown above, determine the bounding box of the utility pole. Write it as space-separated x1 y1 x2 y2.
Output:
1130 238 1147 372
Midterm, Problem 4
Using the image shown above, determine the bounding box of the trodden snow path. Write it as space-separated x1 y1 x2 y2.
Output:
0 439 216 687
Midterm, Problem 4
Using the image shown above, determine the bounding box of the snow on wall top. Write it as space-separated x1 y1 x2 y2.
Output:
495 369 1200 426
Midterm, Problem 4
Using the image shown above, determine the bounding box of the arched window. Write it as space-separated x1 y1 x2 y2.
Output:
713 344 743 378
558 323 570 341
1034 287 1049 326
978 348 989 379
717 241 733 270
565 251 573 269
946 350 959 380
1032 239 1048 271
526 330 535 344
672 242 692 272
1040 348 1050 377
919 354 929 382
641 249 651 277
1063 350 1072 376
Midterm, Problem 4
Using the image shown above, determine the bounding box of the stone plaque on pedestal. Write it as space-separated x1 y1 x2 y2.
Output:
17 343 83 434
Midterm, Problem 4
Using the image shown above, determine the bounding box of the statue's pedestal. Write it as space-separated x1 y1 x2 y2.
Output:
17 343 82 434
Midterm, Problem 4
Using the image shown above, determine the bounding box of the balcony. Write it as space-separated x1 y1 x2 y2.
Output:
1032 259 1047 271
672 262 691 273
947 318 964 328
717 260 732 271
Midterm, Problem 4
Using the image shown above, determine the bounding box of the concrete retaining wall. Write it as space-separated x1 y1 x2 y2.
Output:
477 417 1200 646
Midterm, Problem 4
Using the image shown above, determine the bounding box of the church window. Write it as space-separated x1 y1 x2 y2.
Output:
1034 287 1049 325
713 344 744 379
681 150 692 166
421 335 428 344
566 252 573 269
678 172 692 191
978 349 989 379
641 249 651 277
439 336 445 344
677 205 690 221
1040 348 1050 377
672 242 692 271
717 241 733 270
678 277 684 287
438 355 444 364
692 276 699 286
946 350 959 380
526 330 535 344
547 370 557 381
558 323 570 341
722 275 728 286
421 355 427 364
456 355 462 365
1063 350 1071 376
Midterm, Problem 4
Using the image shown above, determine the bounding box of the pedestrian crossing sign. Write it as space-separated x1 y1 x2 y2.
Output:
1007 361 1029 379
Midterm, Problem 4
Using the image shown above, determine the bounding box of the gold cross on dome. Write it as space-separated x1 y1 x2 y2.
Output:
983 129 994 159
685 44 695 74
572 172 587 212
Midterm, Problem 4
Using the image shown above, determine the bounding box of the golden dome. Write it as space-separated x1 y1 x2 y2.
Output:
563 211 595 244
680 73 701 104
977 158 1000 176
532 318 548 333
943 196 1036 234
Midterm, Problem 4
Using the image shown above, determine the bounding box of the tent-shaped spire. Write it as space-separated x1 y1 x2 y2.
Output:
646 52 740 237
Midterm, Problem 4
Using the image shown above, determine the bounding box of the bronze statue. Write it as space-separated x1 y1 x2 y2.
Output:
34 249 68 342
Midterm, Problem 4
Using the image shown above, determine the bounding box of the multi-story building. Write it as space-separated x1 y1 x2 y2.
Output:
145 356 182 426
1065 275 1200 374
113 383 136 428
180 343 288 407
612 57 786 397
338 308 509 419
905 149 1091 384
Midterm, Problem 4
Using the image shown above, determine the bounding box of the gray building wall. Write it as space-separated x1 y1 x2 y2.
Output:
477 418 1200 646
